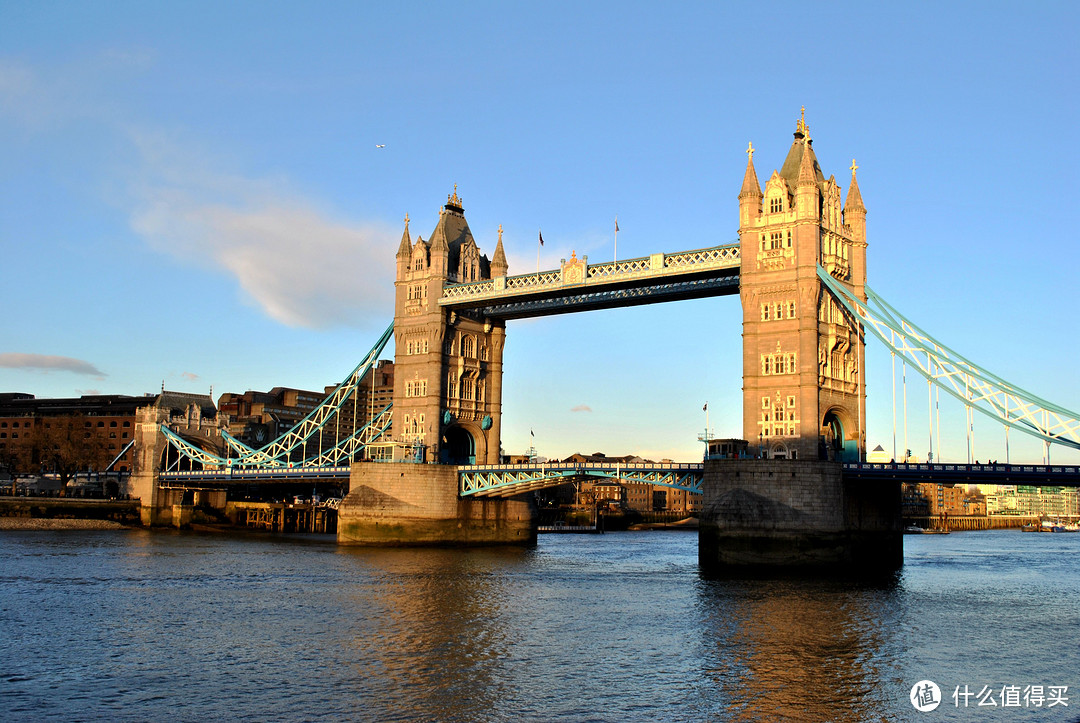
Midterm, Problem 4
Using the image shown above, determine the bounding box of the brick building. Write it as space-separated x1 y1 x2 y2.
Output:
0 390 215 478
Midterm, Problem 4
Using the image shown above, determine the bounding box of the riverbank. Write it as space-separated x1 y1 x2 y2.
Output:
904 515 1042 532
0 497 141 526
0 517 133 530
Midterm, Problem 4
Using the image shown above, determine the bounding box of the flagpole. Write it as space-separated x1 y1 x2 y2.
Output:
614 215 618 264
537 228 542 276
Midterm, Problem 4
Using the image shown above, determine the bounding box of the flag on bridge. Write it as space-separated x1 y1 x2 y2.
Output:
615 218 619 233
703 402 708 411
538 230 544 246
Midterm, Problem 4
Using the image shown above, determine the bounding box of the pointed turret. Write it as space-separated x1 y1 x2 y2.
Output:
795 135 820 221
739 142 763 229
844 160 866 215
491 224 508 278
395 213 413 280
845 159 868 294
797 139 817 187
396 214 412 259
739 142 763 199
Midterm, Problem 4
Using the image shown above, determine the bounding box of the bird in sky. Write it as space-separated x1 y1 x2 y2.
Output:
375 144 386 148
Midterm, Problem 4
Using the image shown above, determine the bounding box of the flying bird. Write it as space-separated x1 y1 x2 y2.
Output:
375 144 386 148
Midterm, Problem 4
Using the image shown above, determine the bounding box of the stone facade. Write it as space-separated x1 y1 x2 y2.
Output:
392 189 507 464
699 459 901 570
338 462 536 545
738 112 867 462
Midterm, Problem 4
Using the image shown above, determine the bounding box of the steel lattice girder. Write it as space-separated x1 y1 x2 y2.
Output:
216 322 395 466
818 267 1080 450
160 425 227 469
459 463 704 498
301 404 394 466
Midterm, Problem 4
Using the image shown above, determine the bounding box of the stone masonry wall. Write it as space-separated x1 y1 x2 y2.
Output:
338 462 536 546
700 459 901 569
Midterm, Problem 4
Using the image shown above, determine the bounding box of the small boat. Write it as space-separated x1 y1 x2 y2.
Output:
1020 524 1038 532
904 525 925 535
922 528 951 535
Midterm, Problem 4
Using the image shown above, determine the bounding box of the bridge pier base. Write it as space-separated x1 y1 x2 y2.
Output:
337 463 537 546
699 460 901 572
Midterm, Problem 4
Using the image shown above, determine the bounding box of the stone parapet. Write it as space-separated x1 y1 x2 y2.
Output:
338 462 536 546
699 459 901 570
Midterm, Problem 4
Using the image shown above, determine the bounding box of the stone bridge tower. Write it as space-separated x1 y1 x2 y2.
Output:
738 113 868 462
392 187 507 465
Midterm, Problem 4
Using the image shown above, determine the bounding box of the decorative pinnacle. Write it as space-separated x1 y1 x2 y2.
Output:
850 159 858 174
498 224 503 242
447 183 462 208
796 107 810 139
404 212 410 226
746 141 754 160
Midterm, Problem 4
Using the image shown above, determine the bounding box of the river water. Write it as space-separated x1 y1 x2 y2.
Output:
1 528 1078 722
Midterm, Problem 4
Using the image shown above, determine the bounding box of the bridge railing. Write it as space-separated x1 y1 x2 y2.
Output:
439 244 740 305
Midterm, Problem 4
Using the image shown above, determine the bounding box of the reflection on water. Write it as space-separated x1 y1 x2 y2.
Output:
1 529 1077 721
697 576 903 721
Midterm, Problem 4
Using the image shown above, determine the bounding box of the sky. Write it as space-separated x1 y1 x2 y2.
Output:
2 1 1078 465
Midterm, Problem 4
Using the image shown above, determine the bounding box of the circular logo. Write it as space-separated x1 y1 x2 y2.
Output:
910 680 942 712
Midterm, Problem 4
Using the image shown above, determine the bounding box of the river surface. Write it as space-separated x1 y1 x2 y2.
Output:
1 528 1078 722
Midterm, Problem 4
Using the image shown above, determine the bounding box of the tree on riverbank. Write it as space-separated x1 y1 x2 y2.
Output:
12 415 111 496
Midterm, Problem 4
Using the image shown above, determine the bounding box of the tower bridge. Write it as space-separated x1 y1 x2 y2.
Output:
135 113 1080 569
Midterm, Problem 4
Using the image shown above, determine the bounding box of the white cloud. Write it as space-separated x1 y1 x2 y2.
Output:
570 404 592 412
181 372 200 381
0 353 106 378
127 131 396 328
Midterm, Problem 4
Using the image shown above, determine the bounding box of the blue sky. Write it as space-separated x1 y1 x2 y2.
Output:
2 1 1078 464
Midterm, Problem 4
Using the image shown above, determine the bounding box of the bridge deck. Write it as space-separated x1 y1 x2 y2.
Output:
156 460 1080 491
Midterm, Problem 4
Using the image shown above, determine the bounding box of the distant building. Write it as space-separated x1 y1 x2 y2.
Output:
0 390 215 475
561 451 701 516
866 444 890 463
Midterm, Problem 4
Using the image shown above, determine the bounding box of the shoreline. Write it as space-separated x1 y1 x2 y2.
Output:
0 518 134 531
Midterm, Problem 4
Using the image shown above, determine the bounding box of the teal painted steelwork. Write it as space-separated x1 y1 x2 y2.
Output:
818 267 1080 451
460 462 704 498
160 322 396 470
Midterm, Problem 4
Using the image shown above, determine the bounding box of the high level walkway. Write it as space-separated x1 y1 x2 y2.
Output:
438 244 740 319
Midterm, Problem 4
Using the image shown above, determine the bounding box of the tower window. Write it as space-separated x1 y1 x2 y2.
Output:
770 197 783 214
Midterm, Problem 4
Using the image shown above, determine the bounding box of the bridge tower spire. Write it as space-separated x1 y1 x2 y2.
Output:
738 112 867 462
391 188 506 464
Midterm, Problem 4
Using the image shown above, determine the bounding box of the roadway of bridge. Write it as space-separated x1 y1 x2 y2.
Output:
156 460 1080 492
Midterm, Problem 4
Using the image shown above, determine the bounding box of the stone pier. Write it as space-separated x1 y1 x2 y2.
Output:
337 463 537 546
699 459 901 571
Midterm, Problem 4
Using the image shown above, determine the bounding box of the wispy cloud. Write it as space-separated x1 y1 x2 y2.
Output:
0 353 106 378
570 404 593 412
127 130 396 328
181 372 200 381
1 59 397 330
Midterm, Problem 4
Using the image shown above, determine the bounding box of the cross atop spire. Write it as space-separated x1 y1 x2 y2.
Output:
850 159 858 174
746 141 754 160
